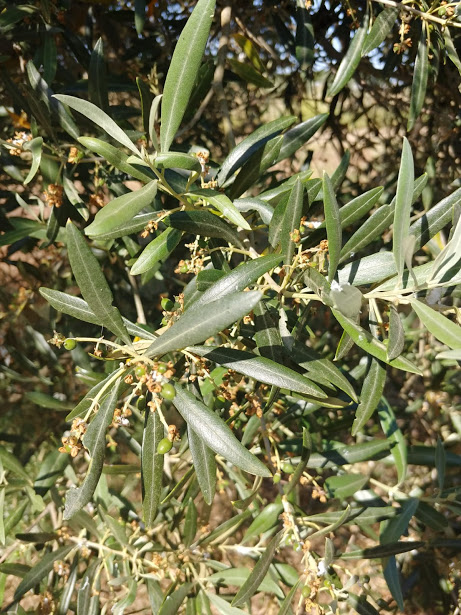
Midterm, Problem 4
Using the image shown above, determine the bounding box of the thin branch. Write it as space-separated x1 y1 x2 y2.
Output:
214 5 235 151
371 0 461 29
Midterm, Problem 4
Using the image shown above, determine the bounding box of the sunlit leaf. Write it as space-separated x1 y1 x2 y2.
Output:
173 384 270 477
410 300 461 349
352 358 386 435
65 222 131 345
166 210 244 248
281 177 304 266
187 188 251 229
142 406 164 527
188 426 216 505
393 138 414 284
23 137 43 185
362 7 398 56
88 38 109 113
131 227 182 276
378 398 407 484
160 0 216 152
14 546 73 600
408 24 428 131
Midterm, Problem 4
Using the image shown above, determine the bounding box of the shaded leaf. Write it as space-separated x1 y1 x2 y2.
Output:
408 24 428 131
160 0 216 152
327 10 368 97
383 557 403 612
166 210 244 248
14 546 73 600
207 594 247 615
0 446 31 483
23 137 43 185
340 541 424 560
243 501 284 543
229 136 283 200
131 227 182 275
232 530 284 606
188 426 216 505
254 300 285 364
295 0 314 69
64 380 122 519
325 473 368 499
228 58 274 88
306 439 391 469
66 221 130 345
184 500 198 548
277 580 300 615
142 406 164 527
410 186 461 252
352 358 386 436
159 583 193 615
435 437 446 491
303 505 398 526
89 38 109 114
173 385 270 477
217 116 296 186
276 113 328 164
378 398 407 484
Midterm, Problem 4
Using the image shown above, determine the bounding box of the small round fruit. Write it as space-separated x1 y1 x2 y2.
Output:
301 586 311 598
281 462 295 474
137 395 147 410
179 264 189 274
157 438 173 454
161 297 174 311
135 365 146 378
63 338 77 350
272 472 281 484
156 362 167 374
160 383 176 400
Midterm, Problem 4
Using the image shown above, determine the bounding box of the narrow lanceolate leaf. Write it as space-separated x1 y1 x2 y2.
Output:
393 138 414 284
88 38 109 114
337 187 384 229
408 24 428 131
173 384 271 477
410 300 461 349
209 567 282 598
435 437 446 491
78 137 155 183
325 473 368 499
291 341 358 402
229 135 283 199
159 584 194 615
428 215 461 284
23 137 43 185
64 380 122 519
410 186 461 251
160 0 216 152
92 212 159 241
254 300 285 364
362 8 398 56
331 150 350 190
295 0 314 69
207 594 247 615
232 530 284 607
191 254 281 309
332 309 422 375
327 9 368 97
277 580 301 615
66 222 130 345
275 113 328 164
323 172 341 280
444 28 461 76
383 557 404 611
54 94 140 155
187 188 251 230
190 345 327 399
39 288 155 340
378 398 407 484
217 116 296 186
155 152 201 172
144 291 262 358
14 545 74 601
340 541 424 560
85 180 158 237
234 198 274 225
281 178 304 266
131 228 182 275
166 210 244 248
387 306 405 360
188 426 216 505
352 358 386 436
340 202 393 263
142 407 164 527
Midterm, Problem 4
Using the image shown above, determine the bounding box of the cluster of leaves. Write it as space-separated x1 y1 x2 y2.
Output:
1 0 461 614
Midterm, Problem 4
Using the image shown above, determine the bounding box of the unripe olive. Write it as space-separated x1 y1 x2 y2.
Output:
301 585 311 598
135 365 146 378
157 362 167 374
272 473 281 484
179 264 189 273
160 383 176 400
281 462 295 474
161 297 174 311
157 438 173 454
137 395 147 410
63 338 77 350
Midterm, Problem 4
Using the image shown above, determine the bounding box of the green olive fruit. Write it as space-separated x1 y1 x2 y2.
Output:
63 338 77 350
136 395 147 410
160 383 176 400
157 362 167 374
157 438 173 454
281 462 295 474
272 473 281 484
301 586 311 598
135 365 146 378
161 297 175 311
